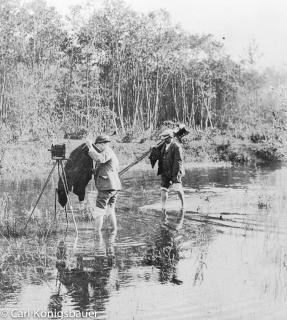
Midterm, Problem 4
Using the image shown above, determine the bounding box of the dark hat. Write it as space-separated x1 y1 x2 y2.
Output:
95 134 111 144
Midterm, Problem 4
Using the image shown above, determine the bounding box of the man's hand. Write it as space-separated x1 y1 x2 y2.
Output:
86 139 93 149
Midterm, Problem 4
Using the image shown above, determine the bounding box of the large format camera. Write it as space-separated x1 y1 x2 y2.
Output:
49 144 66 160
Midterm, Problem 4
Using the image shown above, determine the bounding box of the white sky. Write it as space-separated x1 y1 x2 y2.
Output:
46 0 287 69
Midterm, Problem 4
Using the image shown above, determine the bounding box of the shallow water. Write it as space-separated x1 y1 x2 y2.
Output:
1 162 287 319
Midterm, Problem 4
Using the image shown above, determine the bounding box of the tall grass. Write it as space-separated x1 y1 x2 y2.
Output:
0 238 57 299
0 193 59 238
0 194 61 298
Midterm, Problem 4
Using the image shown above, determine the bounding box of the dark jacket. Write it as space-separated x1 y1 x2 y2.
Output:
158 141 184 182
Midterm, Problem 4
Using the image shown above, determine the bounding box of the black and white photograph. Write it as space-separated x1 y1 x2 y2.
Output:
1 0 287 319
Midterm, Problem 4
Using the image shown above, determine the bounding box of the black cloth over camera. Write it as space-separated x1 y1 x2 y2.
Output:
57 143 93 207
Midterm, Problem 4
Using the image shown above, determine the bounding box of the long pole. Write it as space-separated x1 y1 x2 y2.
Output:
119 140 165 176
119 149 152 176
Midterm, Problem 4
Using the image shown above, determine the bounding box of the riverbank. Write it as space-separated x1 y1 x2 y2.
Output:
1 130 286 180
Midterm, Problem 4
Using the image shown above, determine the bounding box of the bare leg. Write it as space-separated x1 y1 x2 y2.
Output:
106 229 117 257
93 207 106 232
95 215 104 231
109 213 117 231
161 189 169 210
107 205 117 231
94 227 103 243
176 185 185 211
176 207 185 230
161 189 168 222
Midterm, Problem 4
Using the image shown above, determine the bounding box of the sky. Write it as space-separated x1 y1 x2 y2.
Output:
46 0 287 69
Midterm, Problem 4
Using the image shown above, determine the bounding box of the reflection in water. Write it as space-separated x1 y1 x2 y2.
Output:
193 248 208 286
53 231 118 314
144 211 185 285
3 162 287 319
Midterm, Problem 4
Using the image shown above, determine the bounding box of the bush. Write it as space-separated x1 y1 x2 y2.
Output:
64 127 88 139
250 133 266 143
121 132 134 143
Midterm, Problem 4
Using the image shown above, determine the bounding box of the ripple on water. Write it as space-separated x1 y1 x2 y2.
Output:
2 164 287 319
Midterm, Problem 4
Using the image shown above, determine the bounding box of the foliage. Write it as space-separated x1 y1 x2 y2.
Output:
181 127 286 164
0 0 286 154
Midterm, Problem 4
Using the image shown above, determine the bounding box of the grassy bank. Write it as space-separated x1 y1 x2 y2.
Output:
0 128 286 180
182 128 287 165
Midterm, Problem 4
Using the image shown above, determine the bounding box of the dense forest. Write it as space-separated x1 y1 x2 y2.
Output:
1 0 287 146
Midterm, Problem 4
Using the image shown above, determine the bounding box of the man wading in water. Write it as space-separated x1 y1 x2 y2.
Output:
85 135 122 232
158 129 185 215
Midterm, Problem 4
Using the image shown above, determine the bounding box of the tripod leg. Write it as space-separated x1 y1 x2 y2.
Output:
64 206 68 225
24 161 58 231
54 162 61 220
60 160 78 236
54 188 57 220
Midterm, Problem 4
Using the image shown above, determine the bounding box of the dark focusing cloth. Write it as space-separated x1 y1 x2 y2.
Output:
57 144 93 207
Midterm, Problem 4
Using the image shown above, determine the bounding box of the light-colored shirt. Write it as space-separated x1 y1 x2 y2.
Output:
165 142 172 151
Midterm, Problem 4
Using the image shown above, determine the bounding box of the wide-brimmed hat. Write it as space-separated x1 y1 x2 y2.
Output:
159 129 174 139
95 134 111 144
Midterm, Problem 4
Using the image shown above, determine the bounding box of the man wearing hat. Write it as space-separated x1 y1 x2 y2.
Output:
158 129 185 214
85 134 122 232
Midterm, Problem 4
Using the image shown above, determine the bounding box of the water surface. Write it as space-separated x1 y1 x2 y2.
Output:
1 163 287 319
